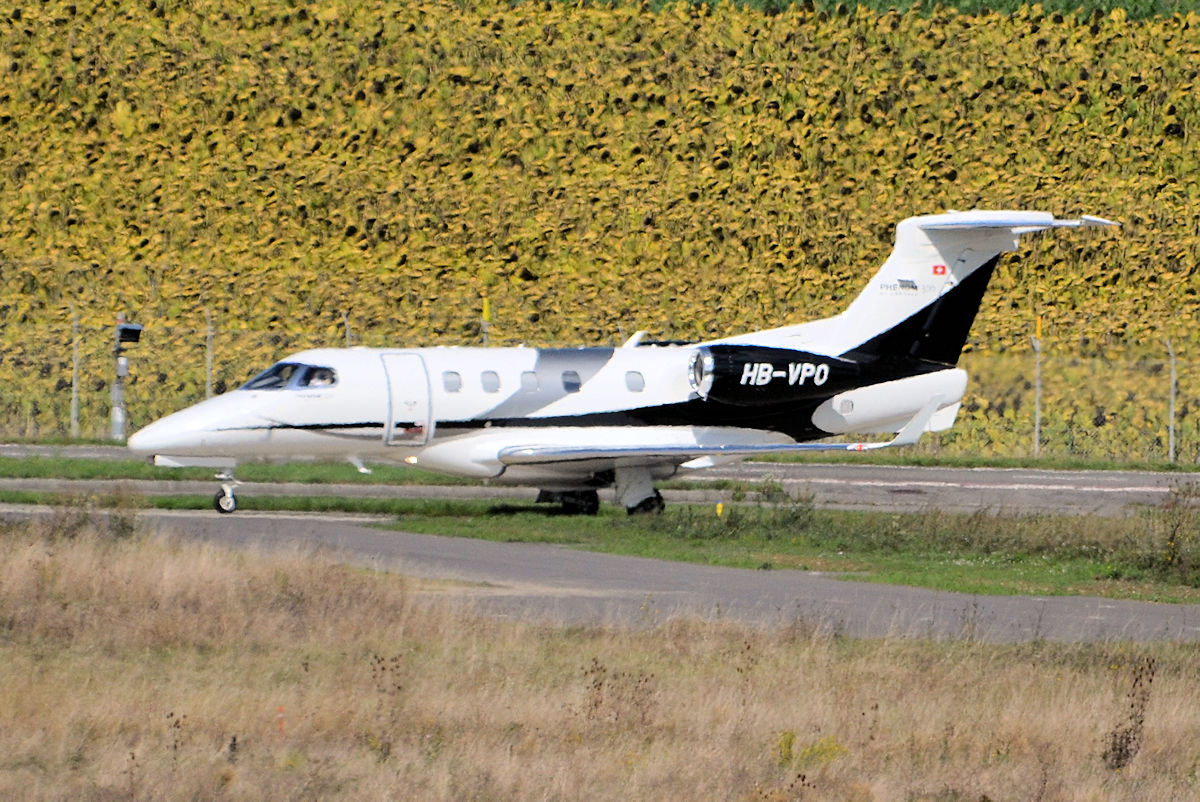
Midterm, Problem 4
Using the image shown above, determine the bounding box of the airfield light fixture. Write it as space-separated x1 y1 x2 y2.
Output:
111 314 143 442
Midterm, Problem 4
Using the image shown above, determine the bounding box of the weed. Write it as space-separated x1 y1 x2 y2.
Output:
646 484 814 541
753 771 816 801
1101 656 1156 770
360 652 406 762
577 657 656 728
735 639 760 710
793 735 848 770
775 729 797 767
166 711 186 771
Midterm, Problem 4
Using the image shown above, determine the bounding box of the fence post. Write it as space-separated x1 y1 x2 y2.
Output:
482 297 491 346
1031 316 1042 458
206 309 215 399
70 305 81 439
1167 339 1177 463
111 314 128 441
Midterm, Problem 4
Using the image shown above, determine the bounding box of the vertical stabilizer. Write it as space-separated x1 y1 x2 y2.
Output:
717 211 1117 364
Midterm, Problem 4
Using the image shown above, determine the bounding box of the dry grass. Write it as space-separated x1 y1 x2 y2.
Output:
1 515 1199 801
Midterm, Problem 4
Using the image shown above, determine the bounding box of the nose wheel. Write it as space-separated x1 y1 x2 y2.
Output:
213 472 240 514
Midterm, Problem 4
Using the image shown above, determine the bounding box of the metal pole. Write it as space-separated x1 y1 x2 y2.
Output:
343 310 352 347
481 297 491 346
111 314 127 441
1032 316 1042 459
70 305 80 439
1167 339 1176 463
206 309 214 399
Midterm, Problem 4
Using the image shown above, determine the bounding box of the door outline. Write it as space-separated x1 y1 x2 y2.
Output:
381 353 433 446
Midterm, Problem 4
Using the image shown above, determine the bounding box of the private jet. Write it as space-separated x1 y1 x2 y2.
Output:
128 210 1116 514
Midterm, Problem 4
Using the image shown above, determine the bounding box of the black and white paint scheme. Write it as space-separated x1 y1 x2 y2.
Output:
129 211 1116 514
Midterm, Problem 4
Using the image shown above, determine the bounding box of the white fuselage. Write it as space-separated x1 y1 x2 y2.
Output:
126 343 964 487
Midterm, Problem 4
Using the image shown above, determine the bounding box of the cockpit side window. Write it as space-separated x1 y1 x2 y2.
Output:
241 363 336 390
298 366 337 388
242 363 302 390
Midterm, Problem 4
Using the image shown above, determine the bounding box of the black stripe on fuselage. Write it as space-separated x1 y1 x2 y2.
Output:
433 348 950 441
216 422 386 442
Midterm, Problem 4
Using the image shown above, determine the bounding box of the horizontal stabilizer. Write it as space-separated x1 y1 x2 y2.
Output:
917 210 1119 233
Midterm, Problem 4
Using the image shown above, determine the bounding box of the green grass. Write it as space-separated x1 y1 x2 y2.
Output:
745 449 1200 473
0 455 475 485
372 499 1200 603
9 484 1198 603
2 450 1193 494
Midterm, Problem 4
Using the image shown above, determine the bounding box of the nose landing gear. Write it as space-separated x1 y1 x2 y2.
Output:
213 470 240 514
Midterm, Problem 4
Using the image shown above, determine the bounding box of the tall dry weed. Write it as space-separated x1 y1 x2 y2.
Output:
1101 656 1156 771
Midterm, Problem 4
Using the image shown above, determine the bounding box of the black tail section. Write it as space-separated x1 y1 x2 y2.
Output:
840 255 1001 366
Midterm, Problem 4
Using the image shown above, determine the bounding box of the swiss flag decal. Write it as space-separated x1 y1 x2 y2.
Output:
932 264 947 275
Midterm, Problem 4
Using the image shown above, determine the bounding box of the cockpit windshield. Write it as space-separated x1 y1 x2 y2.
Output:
240 363 337 390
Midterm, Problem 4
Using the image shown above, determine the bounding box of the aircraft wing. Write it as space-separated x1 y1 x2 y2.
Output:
498 396 940 466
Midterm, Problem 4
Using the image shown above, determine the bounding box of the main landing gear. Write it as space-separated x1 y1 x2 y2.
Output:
536 489 601 516
614 465 665 516
213 470 240 514
534 486 664 516
625 490 665 515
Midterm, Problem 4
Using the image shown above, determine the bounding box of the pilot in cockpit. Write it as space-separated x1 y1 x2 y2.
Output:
307 367 335 387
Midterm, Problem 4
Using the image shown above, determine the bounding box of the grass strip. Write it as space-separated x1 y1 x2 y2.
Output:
7 488 1200 603
0 455 475 485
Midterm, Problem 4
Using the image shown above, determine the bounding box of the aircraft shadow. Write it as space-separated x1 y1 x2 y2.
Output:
485 503 589 517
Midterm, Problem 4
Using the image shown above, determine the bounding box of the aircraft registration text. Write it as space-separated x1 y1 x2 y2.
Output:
740 361 830 387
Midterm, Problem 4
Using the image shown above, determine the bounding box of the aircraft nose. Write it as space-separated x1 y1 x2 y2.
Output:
126 419 177 456
126 394 266 458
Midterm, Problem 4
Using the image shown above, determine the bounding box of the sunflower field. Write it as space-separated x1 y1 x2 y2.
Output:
0 0 1198 459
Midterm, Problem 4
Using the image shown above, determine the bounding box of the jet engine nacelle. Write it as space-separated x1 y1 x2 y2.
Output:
689 345 861 405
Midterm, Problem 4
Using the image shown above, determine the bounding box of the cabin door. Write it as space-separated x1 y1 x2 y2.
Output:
381 353 433 446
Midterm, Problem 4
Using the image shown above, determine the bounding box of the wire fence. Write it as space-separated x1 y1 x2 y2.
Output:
2 315 1197 465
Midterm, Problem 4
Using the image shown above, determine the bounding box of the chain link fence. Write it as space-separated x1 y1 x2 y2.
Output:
2 316 1196 465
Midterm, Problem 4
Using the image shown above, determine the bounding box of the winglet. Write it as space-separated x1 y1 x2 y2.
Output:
853 395 943 451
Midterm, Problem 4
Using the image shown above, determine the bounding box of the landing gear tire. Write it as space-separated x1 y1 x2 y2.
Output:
536 489 601 516
562 490 600 516
214 489 238 514
626 490 665 516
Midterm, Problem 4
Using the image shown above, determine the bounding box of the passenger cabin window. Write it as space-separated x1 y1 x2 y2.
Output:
481 371 500 393
625 371 645 392
242 363 336 390
520 371 539 392
443 371 462 392
562 370 581 393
